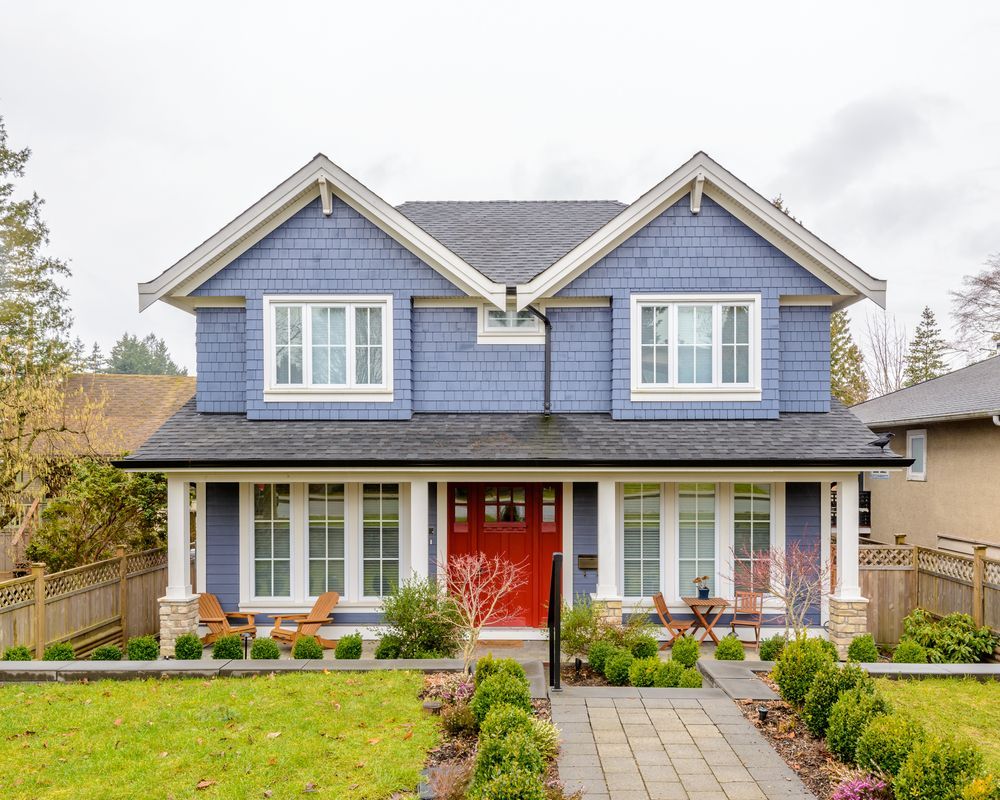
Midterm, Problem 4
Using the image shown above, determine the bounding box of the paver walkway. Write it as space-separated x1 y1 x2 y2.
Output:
551 687 811 800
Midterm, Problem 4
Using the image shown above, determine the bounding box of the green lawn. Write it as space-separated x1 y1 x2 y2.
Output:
877 678 1000 770
0 672 438 800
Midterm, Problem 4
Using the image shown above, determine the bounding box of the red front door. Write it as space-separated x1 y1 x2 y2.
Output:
447 483 561 627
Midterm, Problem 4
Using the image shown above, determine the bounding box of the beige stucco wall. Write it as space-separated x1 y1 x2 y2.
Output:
867 418 1000 548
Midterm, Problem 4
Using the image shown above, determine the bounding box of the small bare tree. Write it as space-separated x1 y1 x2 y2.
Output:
729 539 832 641
439 554 529 673
951 253 1000 357
865 309 907 397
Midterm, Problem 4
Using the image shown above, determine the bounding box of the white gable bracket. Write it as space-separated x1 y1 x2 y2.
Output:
690 173 705 214
318 175 333 216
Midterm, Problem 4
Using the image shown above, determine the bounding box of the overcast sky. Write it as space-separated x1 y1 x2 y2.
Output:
2 1 998 372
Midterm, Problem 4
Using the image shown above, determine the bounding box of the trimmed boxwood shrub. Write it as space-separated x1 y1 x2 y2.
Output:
759 634 788 663
630 634 659 660
292 635 324 660
802 661 872 737
587 640 615 675
127 635 159 660
894 736 984 800
90 644 122 661
654 660 685 688
475 655 527 688
2 645 32 661
826 686 892 763
335 632 363 660
374 634 402 659
671 634 700 668
379 577 461 659
173 632 203 660
678 667 703 688
473 729 545 787
471 768 546 800
961 774 1000 800
470 673 532 724
847 633 880 663
628 657 661 687
892 639 927 664
818 638 840 661
773 637 834 706
529 717 560 760
604 648 634 686
855 712 925 777
480 704 534 739
209 634 242 660
250 637 281 659
43 642 75 661
714 633 746 661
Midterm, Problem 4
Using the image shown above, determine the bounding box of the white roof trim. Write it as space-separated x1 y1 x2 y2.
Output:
138 154 508 312
515 152 887 310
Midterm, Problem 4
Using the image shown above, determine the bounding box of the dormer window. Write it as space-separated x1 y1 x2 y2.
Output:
264 295 393 401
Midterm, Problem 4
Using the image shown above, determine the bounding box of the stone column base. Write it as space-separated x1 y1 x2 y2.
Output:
159 595 200 658
594 598 624 627
828 596 869 660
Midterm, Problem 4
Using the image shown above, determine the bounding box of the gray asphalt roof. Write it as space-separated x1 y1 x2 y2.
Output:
121 400 904 469
852 355 1000 426
395 201 627 285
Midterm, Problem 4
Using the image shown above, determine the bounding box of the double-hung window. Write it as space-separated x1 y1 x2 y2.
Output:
265 296 392 399
678 483 716 596
307 484 345 596
733 483 772 592
253 483 291 598
630 294 760 400
362 483 400 598
622 483 661 597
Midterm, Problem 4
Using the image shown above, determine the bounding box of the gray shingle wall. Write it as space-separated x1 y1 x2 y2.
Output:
779 306 831 412
205 483 240 611
196 308 246 413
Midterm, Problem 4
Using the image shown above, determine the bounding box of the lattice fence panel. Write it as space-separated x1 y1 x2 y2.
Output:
44 560 119 600
859 546 914 568
0 577 34 610
984 559 1000 588
127 548 166 575
917 548 974 583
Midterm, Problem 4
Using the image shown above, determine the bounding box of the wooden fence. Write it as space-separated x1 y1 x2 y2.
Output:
0 547 172 658
859 539 1000 647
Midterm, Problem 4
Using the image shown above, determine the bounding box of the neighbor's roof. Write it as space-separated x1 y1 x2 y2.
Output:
853 356 1000 427
121 399 903 469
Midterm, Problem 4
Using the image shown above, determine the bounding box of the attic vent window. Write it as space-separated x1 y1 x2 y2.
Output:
477 304 545 344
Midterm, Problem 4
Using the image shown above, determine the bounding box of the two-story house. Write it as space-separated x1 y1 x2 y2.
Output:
124 152 904 656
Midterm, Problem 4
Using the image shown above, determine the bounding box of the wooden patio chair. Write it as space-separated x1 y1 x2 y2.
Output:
198 592 258 645
269 591 340 650
652 592 694 648
730 590 764 648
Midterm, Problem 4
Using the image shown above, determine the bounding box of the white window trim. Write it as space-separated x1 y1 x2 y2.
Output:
629 293 762 402
906 429 927 481
262 294 394 402
476 303 545 344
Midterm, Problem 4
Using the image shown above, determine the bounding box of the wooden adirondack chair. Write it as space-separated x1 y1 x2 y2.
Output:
652 591 695 648
269 592 340 649
198 593 258 645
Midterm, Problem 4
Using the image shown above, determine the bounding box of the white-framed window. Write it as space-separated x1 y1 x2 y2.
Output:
678 483 717 596
622 483 661 598
477 304 545 344
253 483 291 598
307 483 345 597
733 483 772 592
362 483 400 598
263 295 393 401
629 294 761 401
906 429 927 481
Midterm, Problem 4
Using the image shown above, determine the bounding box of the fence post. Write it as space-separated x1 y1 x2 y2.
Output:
972 546 986 627
910 546 919 613
31 563 46 658
117 546 129 644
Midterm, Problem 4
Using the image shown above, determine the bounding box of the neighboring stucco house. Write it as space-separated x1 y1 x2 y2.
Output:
853 355 1000 555
122 152 904 655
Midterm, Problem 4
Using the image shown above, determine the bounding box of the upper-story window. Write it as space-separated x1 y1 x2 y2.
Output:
629 294 761 401
477 304 545 344
264 296 393 401
906 429 927 481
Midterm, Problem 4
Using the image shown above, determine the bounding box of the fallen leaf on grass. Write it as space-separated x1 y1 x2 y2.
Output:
368 738 381 745
195 779 217 790
266 731 281 739
355 761 366 768
263 792 272 798
159 752 169 758
402 729 413 740
303 782 318 793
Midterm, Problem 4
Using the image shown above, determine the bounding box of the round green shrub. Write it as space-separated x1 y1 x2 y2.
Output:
481 703 534 740
292 635 324 660
654 660 685 688
335 632 363 660
470 673 532 724
855 712 925 777
441 702 477 737
894 736 984 800
847 633 880 663
374 634 402 659
2 645 32 661
475 655 527 688
670 634 700 668
892 639 927 664
759 634 788 663
628 657 661 687
529 717 560 760
90 645 122 661
678 667 703 688
173 633 203 660
587 640 615 675
630 634 659 660
379 577 461 658
43 642 75 661
714 633 746 661
818 638 840 661
772 638 835 706
470 768 546 800
802 661 872 737
826 686 892 763
604 648 634 686
127 635 159 660
250 637 281 659
209 634 242 660
473 729 545 788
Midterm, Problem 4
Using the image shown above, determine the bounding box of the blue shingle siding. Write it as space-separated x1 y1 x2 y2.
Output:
557 196 836 420
572 483 598 598
428 482 437 579
205 483 241 611
196 308 247 413
785 482 822 625
779 306 831 412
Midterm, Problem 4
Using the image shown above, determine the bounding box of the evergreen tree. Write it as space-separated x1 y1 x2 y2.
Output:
86 342 105 373
831 310 870 405
106 332 186 375
903 306 947 386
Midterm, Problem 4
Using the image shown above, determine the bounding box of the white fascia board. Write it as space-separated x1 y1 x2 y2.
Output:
137 154 507 312
516 152 887 310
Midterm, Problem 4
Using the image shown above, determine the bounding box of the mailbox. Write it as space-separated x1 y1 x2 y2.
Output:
577 554 598 573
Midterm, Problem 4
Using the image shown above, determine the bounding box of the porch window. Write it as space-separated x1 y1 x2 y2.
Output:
362 484 400 597
623 483 660 597
253 483 291 597
307 483 345 596
733 483 771 591
678 483 716 596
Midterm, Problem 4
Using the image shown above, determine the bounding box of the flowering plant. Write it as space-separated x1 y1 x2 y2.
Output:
423 672 474 705
832 776 890 800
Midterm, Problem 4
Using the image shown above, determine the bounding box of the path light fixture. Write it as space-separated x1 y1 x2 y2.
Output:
575 657 583 675
758 706 769 723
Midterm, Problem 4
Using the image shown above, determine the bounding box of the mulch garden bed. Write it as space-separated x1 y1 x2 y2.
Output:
558 662 608 686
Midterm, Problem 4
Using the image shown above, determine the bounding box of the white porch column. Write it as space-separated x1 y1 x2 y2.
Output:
165 476 193 599
594 479 620 611
830 474 868 659
409 479 430 580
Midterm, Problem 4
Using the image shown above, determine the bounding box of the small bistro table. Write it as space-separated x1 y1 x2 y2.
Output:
682 596 731 643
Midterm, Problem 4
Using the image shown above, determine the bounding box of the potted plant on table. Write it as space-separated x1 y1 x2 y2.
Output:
693 576 711 600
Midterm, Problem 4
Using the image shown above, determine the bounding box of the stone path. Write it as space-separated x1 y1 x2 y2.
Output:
551 688 811 800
